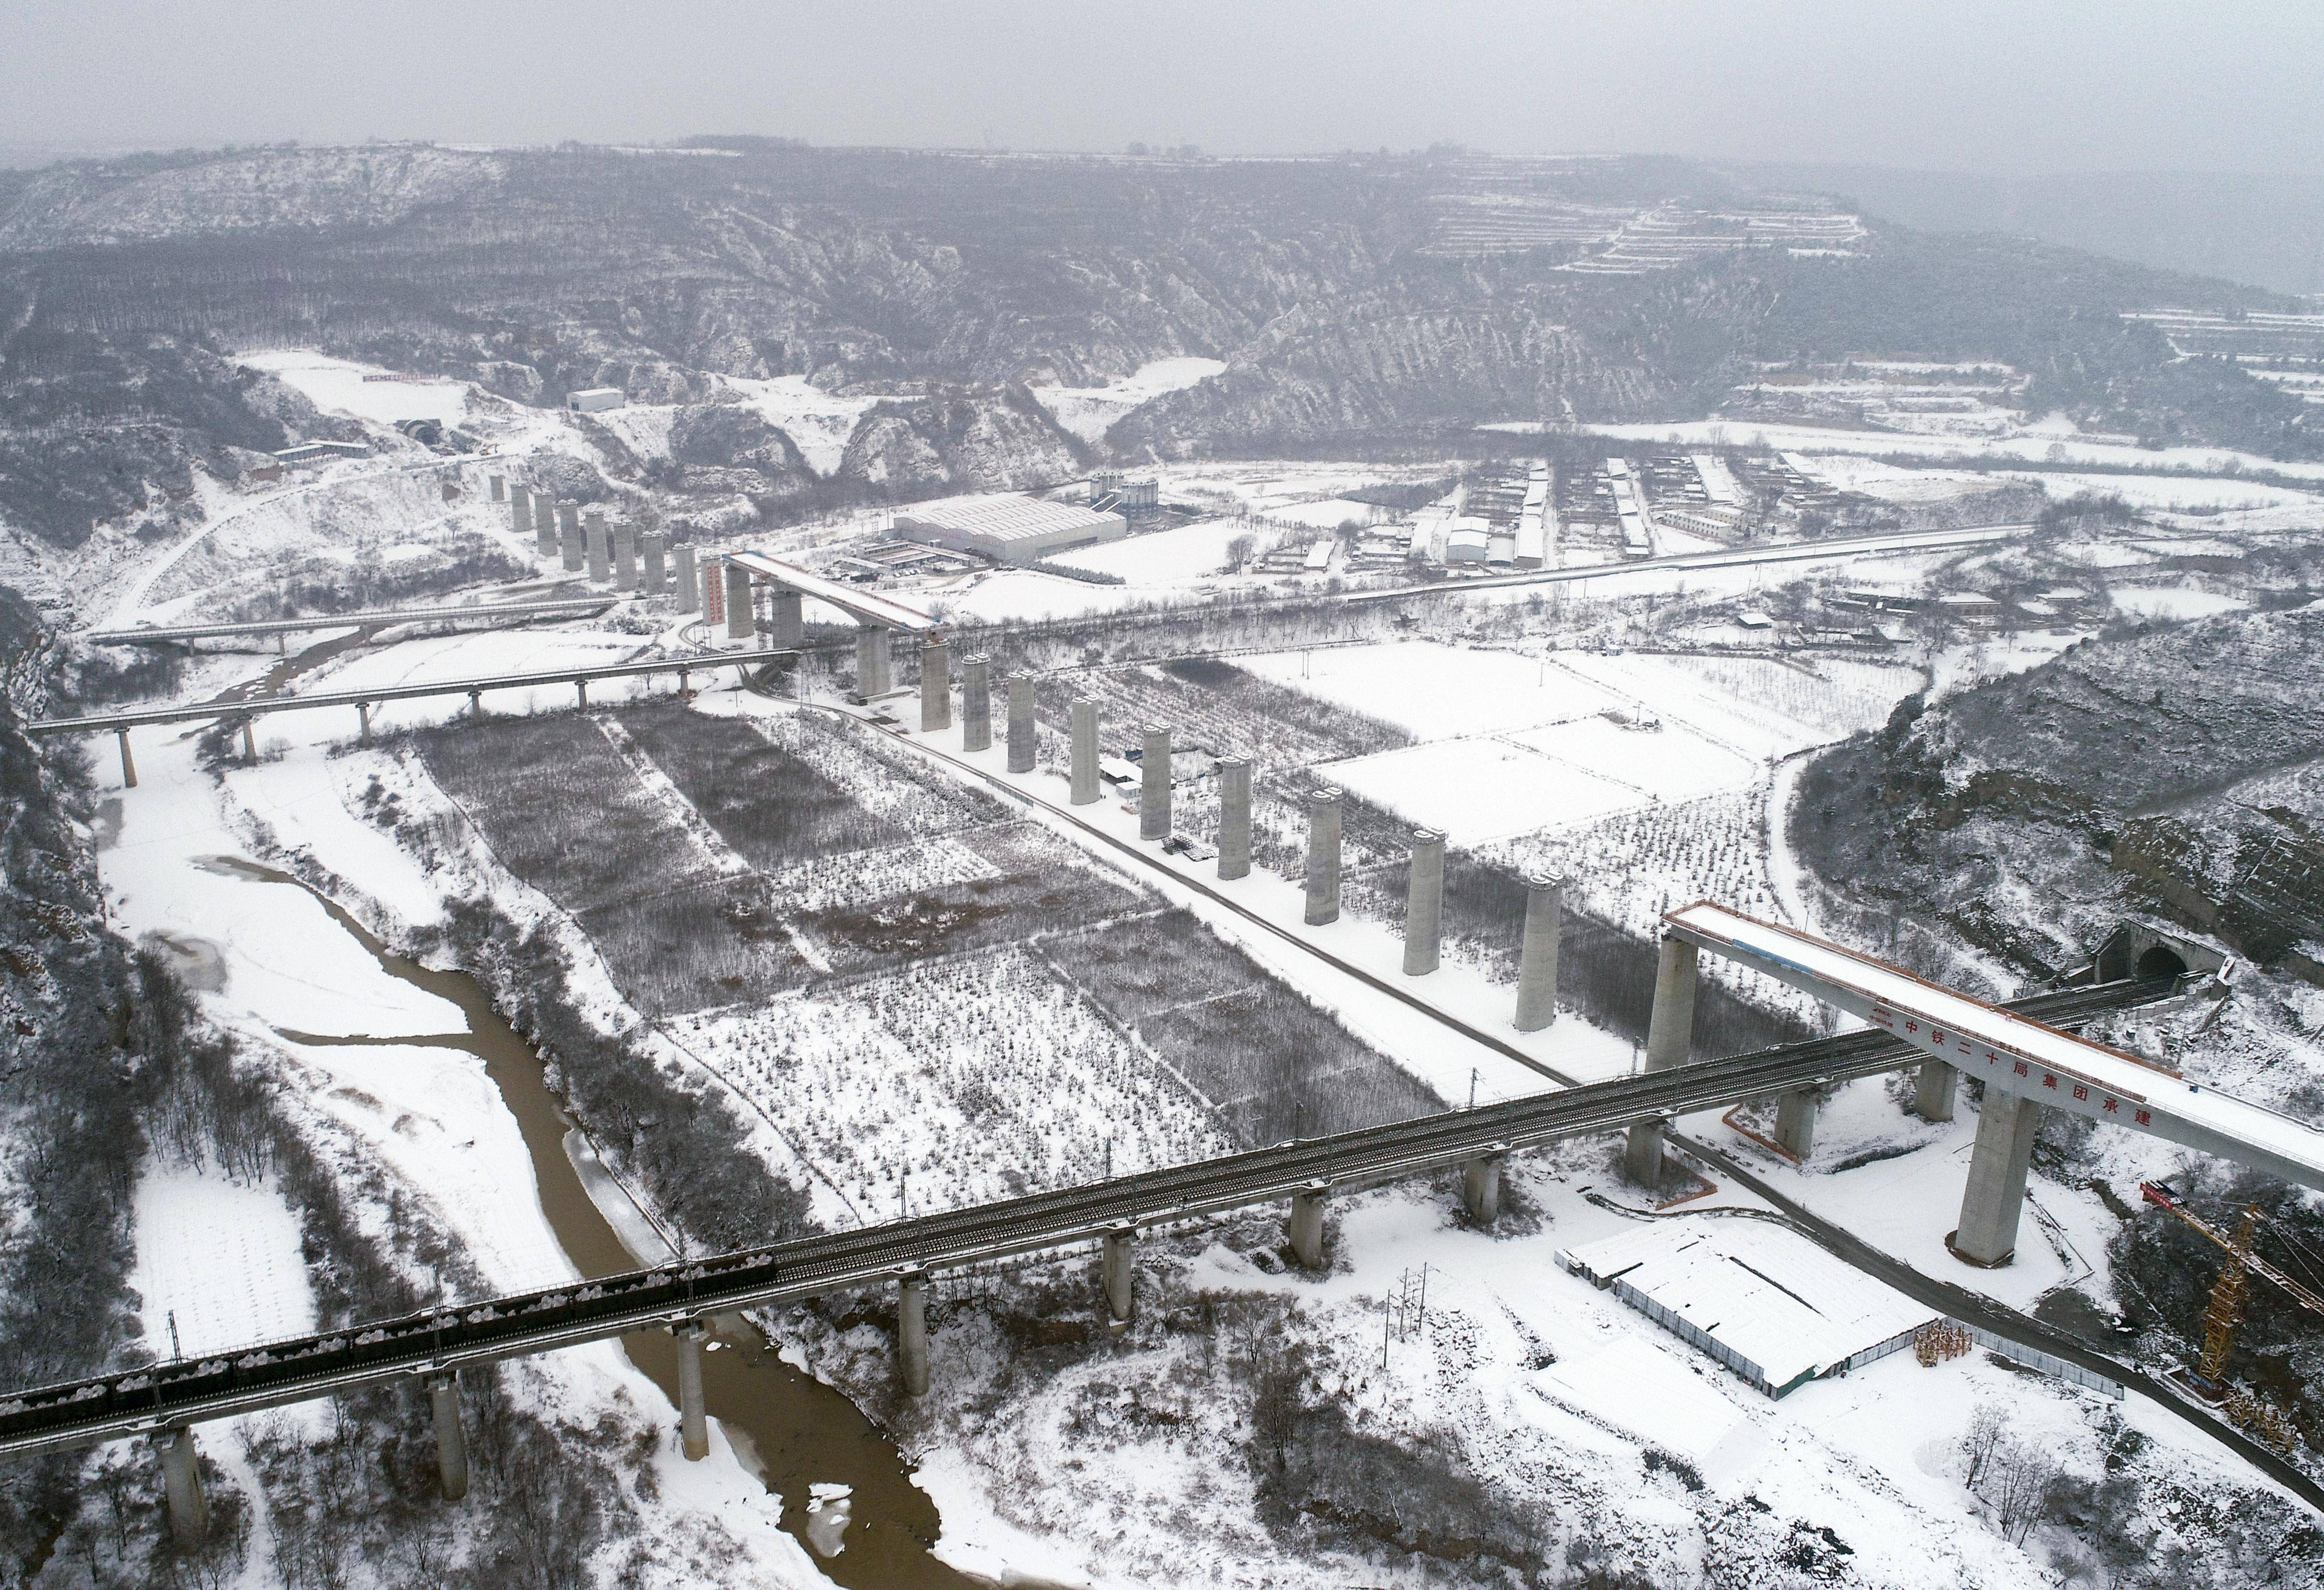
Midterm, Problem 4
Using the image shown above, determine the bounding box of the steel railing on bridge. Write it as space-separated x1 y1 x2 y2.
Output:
0 975 2180 1457
81 597 618 647
26 647 807 738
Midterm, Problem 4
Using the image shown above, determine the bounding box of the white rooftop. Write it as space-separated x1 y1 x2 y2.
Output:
1562 1218 1933 1395
893 492 1121 545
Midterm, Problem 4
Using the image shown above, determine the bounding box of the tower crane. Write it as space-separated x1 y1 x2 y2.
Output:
2140 1181 2324 1446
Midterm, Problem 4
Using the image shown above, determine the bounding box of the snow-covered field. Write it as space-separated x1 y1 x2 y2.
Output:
718 375 884 475
1494 418 2324 486
238 349 473 427
1029 356 1226 444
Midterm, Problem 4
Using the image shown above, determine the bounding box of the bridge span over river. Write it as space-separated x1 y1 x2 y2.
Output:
20 901 2314 1540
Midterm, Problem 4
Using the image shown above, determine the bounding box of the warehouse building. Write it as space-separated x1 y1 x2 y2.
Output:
894 492 1127 563
567 387 626 413
1560 1220 1934 1398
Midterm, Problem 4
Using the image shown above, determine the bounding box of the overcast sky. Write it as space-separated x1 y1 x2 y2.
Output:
4 0 2318 175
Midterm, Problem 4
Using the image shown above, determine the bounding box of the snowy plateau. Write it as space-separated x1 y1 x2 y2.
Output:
6 140 2324 1590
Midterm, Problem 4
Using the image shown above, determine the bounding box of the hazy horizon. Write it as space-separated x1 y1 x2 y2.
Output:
5 0 2320 178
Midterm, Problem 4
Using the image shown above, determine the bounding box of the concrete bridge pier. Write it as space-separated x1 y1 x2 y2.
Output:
428 1371 469 1500
700 559 721 625
575 678 589 709
920 638 952 732
642 534 667 597
1140 725 1173 839
159 1426 208 1544
613 526 637 592
674 544 699 614
1287 1182 1329 1270
1624 936 1700 1186
584 511 611 583
898 1271 930 1397
509 483 535 549
770 589 803 649
467 689 484 723
1304 788 1343 925
1402 829 1444 975
1514 874 1561 1031
115 728 136 788
1461 1151 1504 1225
239 721 258 763
1102 1224 1136 1322
1914 1060 1958 1122
1774 1088 1818 1160
551 502 576 570
1069 698 1099 804
357 703 372 748
856 628 892 696
1217 757 1252 880
489 473 505 502
1007 676 1036 773
724 565 754 643
675 1320 710 1460
1950 1091 2042 1267
960 655 992 751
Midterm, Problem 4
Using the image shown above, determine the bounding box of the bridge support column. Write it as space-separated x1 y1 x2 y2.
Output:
576 679 589 709
1462 1153 1503 1225
1102 1224 1136 1322
1069 698 1099 804
1007 676 1036 773
1402 829 1444 975
1287 1182 1329 1271
1951 1090 2041 1267
724 565 753 642
675 1320 710 1460
1514 874 1562 1030
856 627 891 696
920 638 951 733
240 721 257 763
1218 757 1251 880
428 1371 469 1500
557 503 582 571
642 534 667 597
675 544 699 614
960 655 992 751
1645 935 1698 1071
584 510 611 583
116 728 137 789
898 1272 930 1397
1914 1060 1958 1122
467 690 484 722
1624 936 1699 1187
358 702 372 748
613 526 637 592
1774 1088 1818 1160
1140 725 1172 840
1304 788 1343 925
509 483 534 549
160 1426 209 1545
770 588 802 649
489 473 505 503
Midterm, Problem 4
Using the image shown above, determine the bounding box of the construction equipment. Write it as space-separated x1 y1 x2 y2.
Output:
2140 1181 2322 1446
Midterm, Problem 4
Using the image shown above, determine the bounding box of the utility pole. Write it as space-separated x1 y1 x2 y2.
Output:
1468 1068 1479 1110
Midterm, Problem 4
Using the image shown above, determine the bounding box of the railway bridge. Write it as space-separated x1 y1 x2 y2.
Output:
16 930 2318 1541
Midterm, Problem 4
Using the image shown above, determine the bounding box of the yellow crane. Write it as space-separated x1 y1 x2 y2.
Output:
2140 1181 2319 1447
